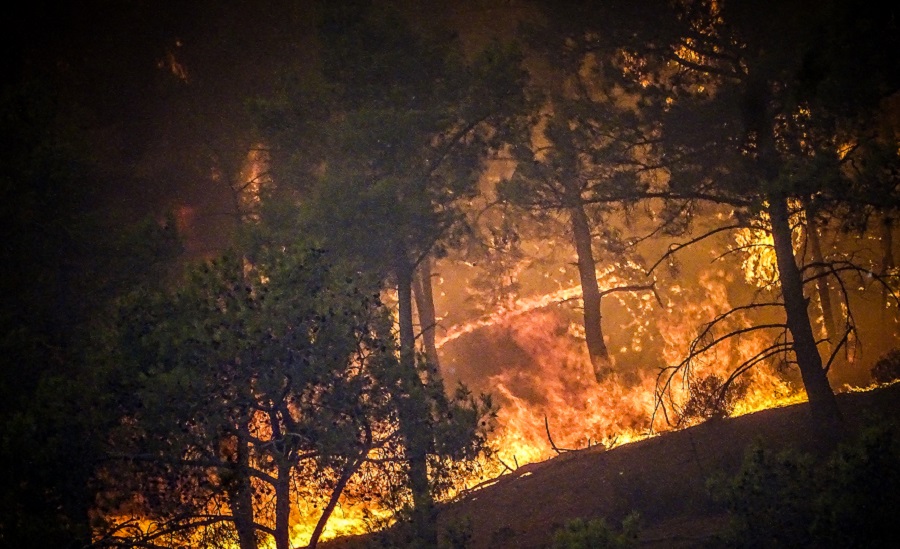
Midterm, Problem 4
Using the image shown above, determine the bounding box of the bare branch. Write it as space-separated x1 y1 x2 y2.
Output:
598 282 663 306
648 223 745 274
544 415 575 454
823 325 854 374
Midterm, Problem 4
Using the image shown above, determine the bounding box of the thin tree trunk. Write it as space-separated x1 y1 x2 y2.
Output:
769 196 842 427
67 473 94 549
307 453 366 549
274 461 291 549
229 428 258 549
413 258 441 376
570 203 611 381
806 210 839 350
747 75 841 431
396 263 437 546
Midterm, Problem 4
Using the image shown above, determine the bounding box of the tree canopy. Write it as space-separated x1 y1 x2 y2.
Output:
524 0 900 427
3 1 899 547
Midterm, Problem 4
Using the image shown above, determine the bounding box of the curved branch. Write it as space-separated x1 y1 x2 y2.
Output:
725 340 794 386
544 415 575 455
597 282 663 306
692 302 784 347
687 323 788 363
803 260 900 310
648 223 744 274
823 325 854 374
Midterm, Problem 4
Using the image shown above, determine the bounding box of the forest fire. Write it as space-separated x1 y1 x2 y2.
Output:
89 80 896 549
435 264 808 471
257 301 804 545
6 1 898 548
97 247 827 548
95 209 896 548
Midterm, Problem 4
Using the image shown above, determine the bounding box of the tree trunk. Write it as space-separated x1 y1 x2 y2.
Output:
769 196 842 427
570 203 612 381
396 263 437 546
748 74 841 431
229 429 258 549
413 257 441 376
307 453 366 549
806 210 839 352
274 461 291 549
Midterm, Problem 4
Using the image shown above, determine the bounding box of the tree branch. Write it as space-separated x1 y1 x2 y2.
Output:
648 223 745 274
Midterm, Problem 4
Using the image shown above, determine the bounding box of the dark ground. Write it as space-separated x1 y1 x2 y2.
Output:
322 382 900 548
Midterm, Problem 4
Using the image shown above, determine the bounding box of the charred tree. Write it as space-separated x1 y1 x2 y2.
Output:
500 96 653 383
396 260 437 546
413 257 441 374
769 195 842 425
570 200 612 380
229 427 260 549
748 73 843 425
806 210 840 350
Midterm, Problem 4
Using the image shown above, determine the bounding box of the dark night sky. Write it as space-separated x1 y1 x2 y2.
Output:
5 1 536 258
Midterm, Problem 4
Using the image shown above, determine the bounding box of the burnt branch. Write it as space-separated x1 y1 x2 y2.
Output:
652 311 793 430
648 223 745 274
688 324 789 363
691 302 784 349
544 415 575 455
823 325 855 374
803 260 900 310
598 282 663 306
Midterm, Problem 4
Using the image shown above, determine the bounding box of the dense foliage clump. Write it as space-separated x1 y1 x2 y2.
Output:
708 421 900 548
871 349 900 384
552 512 641 549
681 374 749 424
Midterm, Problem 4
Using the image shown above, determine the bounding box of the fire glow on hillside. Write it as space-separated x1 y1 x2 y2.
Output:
97 134 897 549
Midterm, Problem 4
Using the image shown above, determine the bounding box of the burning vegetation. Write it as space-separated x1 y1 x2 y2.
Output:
2 0 899 548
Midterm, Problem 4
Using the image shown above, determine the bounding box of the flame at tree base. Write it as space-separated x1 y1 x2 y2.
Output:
100 271 879 548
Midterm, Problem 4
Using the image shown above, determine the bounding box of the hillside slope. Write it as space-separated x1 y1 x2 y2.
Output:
326 383 900 548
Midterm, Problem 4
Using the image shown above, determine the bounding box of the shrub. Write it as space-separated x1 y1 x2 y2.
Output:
682 374 748 424
810 421 900 546
708 422 900 548
870 348 900 383
440 516 473 549
707 443 817 547
552 512 640 549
